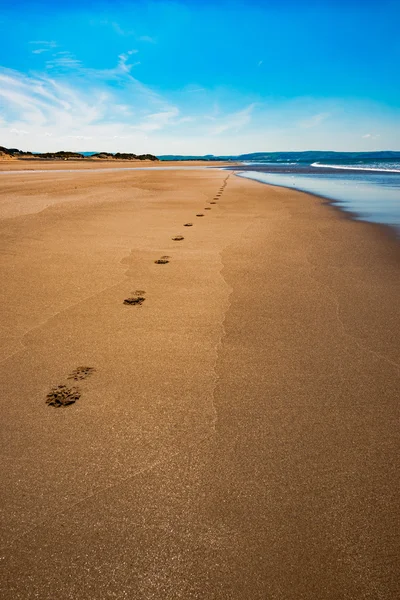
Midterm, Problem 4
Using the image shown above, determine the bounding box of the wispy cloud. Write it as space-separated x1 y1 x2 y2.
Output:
30 40 57 48
46 51 82 71
131 108 180 132
117 50 140 74
210 103 256 135
362 133 380 139
111 22 135 36
138 35 156 43
0 58 184 151
298 112 331 128
10 128 29 135
30 40 57 55
258 60 263 67
1 47 397 155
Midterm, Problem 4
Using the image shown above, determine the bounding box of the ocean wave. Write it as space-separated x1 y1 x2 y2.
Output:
311 162 400 173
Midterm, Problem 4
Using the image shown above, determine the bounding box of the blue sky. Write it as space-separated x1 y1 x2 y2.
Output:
0 0 399 154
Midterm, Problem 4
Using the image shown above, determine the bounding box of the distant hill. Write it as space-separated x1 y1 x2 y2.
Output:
0 146 159 161
158 151 400 162
2 146 399 164
236 151 400 162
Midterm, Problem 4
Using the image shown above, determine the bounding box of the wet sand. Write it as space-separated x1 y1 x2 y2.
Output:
0 165 399 599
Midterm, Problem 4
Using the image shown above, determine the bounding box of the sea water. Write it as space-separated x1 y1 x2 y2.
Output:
234 158 400 232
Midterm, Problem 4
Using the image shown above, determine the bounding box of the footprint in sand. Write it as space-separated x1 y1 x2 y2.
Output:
172 235 184 241
204 207 211 210
183 223 193 227
47 366 96 407
210 201 217 205
155 257 170 264
46 384 81 408
123 296 145 306
196 214 205 217
68 366 96 381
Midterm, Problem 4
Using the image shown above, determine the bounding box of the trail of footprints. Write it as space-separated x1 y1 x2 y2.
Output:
46 367 96 407
46 174 231 407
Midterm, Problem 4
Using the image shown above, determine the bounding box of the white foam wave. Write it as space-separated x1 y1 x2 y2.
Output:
311 162 400 174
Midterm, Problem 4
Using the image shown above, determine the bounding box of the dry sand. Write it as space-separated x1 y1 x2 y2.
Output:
0 159 231 172
0 164 399 599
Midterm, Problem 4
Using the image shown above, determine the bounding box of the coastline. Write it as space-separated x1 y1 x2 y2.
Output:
233 168 400 234
1 167 399 598
233 169 400 241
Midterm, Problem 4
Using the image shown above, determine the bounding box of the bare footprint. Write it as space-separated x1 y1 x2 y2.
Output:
46 385 81 408
172 235 184 241
68 366 96 381
184 223 193 227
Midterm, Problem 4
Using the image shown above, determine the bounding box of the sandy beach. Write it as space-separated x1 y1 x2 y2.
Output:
0 164 399 599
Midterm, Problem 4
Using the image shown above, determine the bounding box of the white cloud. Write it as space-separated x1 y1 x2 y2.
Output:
10 128 29 135
0 52 398 155
362 133 380 139
0 62 184 152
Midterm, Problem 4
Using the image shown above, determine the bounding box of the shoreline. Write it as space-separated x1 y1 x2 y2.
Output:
1 167 399 598
233 168 400 236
